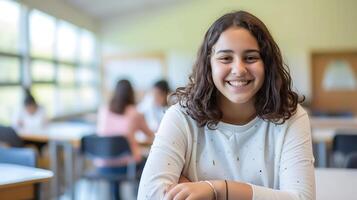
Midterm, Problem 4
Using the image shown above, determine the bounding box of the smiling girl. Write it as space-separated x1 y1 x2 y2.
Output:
138 11 315 200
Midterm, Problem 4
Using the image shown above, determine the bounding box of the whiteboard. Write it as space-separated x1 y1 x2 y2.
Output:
105 58 164 92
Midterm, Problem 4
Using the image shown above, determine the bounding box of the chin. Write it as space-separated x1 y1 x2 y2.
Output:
227 96 252 105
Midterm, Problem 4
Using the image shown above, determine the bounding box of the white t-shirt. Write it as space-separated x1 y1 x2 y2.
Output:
12 106 46 132
138 104 315 200
138 94 167 132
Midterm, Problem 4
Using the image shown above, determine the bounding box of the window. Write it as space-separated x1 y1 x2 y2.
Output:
58 64 76 85
0 0 20 53
0 56 20 83
29 9 99 118
31 60 55 82
32 84 56 118
0 1 99 125
0 86 22 124
80 30 95 63
56 21 78 62
0 0 21 125
29 10 56 58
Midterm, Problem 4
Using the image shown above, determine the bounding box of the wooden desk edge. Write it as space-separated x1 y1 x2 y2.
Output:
0 177 52 189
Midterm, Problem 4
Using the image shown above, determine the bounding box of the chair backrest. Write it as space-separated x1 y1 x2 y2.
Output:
0 125 24 147
332 134 357 155
345 152 357 168
81 134 132 159
0 147 37 167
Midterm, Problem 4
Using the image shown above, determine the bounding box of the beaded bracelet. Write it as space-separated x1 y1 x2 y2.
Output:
225 180 228 200
201 180 218 200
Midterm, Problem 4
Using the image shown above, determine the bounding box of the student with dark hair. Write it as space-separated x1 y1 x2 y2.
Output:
97 79 154 165
12 88 46 131
96 79 155 199
138 79 170 132
138 11 315 200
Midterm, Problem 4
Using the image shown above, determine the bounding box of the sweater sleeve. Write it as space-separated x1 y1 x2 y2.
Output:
251 111 316 200
137 105 188 200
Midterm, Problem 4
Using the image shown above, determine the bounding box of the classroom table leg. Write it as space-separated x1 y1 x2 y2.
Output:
64 142 75 200
315 141 329 167
49 140 60 199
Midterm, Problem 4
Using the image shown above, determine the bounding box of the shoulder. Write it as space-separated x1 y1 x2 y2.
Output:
154 103 195 149
280 104 311 141
285 104 309 125
166 103 191 121
98 105 110 115
137 94 154 111
126 105 145 120
161 103 199 131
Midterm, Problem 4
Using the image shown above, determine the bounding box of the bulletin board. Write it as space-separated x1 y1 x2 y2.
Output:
311 51 357 115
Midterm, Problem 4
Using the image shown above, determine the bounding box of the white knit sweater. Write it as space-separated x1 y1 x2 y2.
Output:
138 104 315 200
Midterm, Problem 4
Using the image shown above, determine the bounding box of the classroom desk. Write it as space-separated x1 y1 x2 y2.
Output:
310 117 357 167
315 168 357 200
0 163 53 200
310 117 357 143
18 122 95 200
18 123 152 199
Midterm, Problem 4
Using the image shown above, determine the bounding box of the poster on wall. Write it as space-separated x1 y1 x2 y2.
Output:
311 51 357 115
322 60 357 91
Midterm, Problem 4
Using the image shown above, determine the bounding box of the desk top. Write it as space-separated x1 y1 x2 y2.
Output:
315 168 357 200
310 117 357 129
0 164 53 189
311 117 357 143
18 122 95 144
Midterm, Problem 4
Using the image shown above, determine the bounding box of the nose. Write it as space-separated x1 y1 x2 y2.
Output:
231 59 247 76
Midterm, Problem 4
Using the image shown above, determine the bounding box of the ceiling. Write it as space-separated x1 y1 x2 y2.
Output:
64 0 187 22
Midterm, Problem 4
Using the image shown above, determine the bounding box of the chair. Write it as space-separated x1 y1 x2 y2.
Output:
0 125 24 147
345 152 357 168
331 133 357 167
0 146 37 167
332 134 357 155
80 134 139 200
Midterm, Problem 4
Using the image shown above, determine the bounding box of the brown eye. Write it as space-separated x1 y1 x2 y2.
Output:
245 55 259 63
218 56 233 63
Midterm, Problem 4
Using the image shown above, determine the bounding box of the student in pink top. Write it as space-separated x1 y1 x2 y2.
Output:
96 79 154 200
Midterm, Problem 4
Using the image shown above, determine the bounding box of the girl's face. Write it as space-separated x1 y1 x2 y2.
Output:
153 88 167 107
210 27 265 107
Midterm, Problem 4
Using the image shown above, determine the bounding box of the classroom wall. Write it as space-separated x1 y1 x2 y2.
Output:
100 0 357 102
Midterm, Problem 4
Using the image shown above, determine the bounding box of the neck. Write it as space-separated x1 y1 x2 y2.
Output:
219 97 256 125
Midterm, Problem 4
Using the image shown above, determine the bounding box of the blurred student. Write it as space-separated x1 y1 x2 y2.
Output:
96 79 155 200
12 89 47 131
138 79 170 132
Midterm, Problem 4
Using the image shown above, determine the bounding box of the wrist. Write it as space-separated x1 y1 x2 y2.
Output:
211 180 226 200
201 181 217 200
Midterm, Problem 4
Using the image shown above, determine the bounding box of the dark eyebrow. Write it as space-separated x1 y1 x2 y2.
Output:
244 49 260 54
215 49 234 54
215 49 260 54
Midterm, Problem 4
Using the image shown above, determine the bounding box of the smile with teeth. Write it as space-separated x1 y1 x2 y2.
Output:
227 80 251 87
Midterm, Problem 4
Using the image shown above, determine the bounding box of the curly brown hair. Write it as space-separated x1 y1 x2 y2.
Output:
173 10 302 128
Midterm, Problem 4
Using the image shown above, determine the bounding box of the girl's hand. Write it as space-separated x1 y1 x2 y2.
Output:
163 182 214 200
179 175 191 183
164 175 191 195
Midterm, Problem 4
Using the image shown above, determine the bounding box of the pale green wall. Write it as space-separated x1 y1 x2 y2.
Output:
101 0 357 100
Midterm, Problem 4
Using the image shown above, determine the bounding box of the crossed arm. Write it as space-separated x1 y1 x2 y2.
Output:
164 176 252 200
